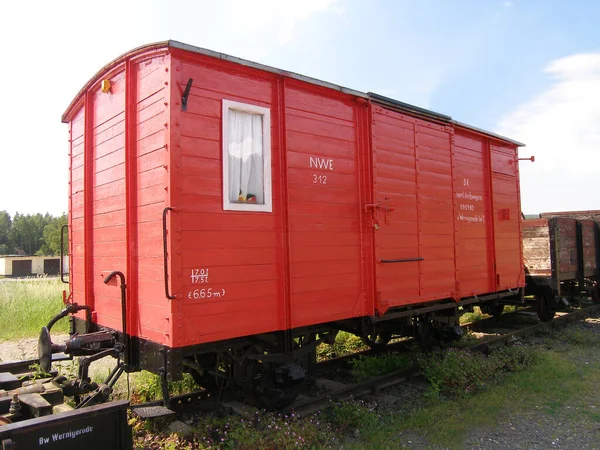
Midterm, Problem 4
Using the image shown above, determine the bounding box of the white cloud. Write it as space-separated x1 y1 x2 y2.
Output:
230 0 343 46
497 52 600 213
0 0 343 217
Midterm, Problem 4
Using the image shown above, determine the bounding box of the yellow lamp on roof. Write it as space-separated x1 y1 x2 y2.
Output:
101 79 111 93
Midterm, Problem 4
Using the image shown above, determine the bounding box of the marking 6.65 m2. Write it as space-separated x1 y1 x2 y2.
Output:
188 288 226 300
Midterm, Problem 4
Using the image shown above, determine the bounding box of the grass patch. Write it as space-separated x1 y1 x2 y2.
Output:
127 321 600 449
5 277 600 449
459 307 487 324
323 399 386 441
351 353 413 380
131 408 340 449
344 325 600 450
118 371 200 403
560 326 599 347
408 350 599 448
316 331 367 361
131 400 385 449
216 410 336 449
418 346 539 398
0 278 68 341
343 348 600 449
450 331 482 348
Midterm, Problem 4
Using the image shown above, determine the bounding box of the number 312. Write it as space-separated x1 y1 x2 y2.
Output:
313 174 327 184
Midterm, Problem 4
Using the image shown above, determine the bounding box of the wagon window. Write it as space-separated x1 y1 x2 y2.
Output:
222 100 272 212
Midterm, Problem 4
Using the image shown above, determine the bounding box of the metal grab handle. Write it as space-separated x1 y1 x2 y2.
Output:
60 224 69 284
163 207 176 299
104 271 130 365
381 258 424 263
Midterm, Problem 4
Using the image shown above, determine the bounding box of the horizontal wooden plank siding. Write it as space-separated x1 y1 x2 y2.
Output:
170 52 283 346
452 128 494 296
64 42 525 353
371 107 457 310
133 55 170 343
490 142 523 290
579 220 597 278
285 82 364 328
554 217 578 281
522 219 551 277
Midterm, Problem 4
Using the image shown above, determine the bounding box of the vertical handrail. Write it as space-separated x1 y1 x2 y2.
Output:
104 271 129 366
60 224 69 284
163 207 176 299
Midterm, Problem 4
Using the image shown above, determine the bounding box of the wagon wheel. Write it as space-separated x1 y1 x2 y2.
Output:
592 285 600 305
481 303 505 319
415 317 438 352
245 359 303 410
536 291 556 322
294 333 318 376
189 353 232 390
361 332 392 351
189 363 216 389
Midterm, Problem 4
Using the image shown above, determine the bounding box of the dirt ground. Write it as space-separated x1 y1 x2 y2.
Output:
461 317 600 450
0 333 117 381
391 317 600 449
0 334 70 362
2 318 600 449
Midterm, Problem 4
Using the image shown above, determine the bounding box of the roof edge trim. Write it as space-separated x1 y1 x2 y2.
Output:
452 120 525 147
61 39 524 149
61 41 170 123
168 40 368 99
368 92 452 123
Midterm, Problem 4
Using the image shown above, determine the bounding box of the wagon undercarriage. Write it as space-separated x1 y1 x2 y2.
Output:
38 288 521 411
0 324 132 449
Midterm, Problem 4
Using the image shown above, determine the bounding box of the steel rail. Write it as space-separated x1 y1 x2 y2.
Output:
468 304 600 352
281 304 600 416
102 304 600 418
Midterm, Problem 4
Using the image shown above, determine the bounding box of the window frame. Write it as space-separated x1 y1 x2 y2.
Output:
222 99 272 212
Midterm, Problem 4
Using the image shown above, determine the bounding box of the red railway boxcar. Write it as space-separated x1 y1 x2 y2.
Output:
58 41 525 408
533 211 600 303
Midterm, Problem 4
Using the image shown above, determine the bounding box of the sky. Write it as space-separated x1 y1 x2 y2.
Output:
0 0 599 216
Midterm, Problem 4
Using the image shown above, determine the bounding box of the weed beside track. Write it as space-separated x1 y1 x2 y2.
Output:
126 314 600 449
0 277 68 341
2 282 600 449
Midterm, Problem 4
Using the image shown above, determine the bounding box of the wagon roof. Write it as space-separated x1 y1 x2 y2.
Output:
540 210 600 218
62 40 524 146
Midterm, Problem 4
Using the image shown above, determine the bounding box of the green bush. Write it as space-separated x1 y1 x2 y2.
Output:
350 353 413 380
561 327 599 347
323 399 381 435
186 411 337 449
418 346 539 398
316 331 367 361
459 308 486 324
130 372 199 403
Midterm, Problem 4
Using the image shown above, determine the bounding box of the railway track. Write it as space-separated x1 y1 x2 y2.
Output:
131 303 600 420
5 303 594 447
281 306 596 417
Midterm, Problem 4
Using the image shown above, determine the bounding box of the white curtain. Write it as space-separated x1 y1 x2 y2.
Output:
228 109 264 204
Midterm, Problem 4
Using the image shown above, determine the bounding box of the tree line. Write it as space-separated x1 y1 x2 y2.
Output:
0 211 68 256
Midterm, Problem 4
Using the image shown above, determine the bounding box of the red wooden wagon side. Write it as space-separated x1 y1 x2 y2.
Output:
60 41 525 408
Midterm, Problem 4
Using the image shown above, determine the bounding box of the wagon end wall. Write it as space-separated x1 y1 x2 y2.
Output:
522 218 551 278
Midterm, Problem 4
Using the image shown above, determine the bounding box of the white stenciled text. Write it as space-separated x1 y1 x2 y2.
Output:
309 157 334 171
456 179 485 223
191 268 209 284
310 156 333 185
188 288 226 300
